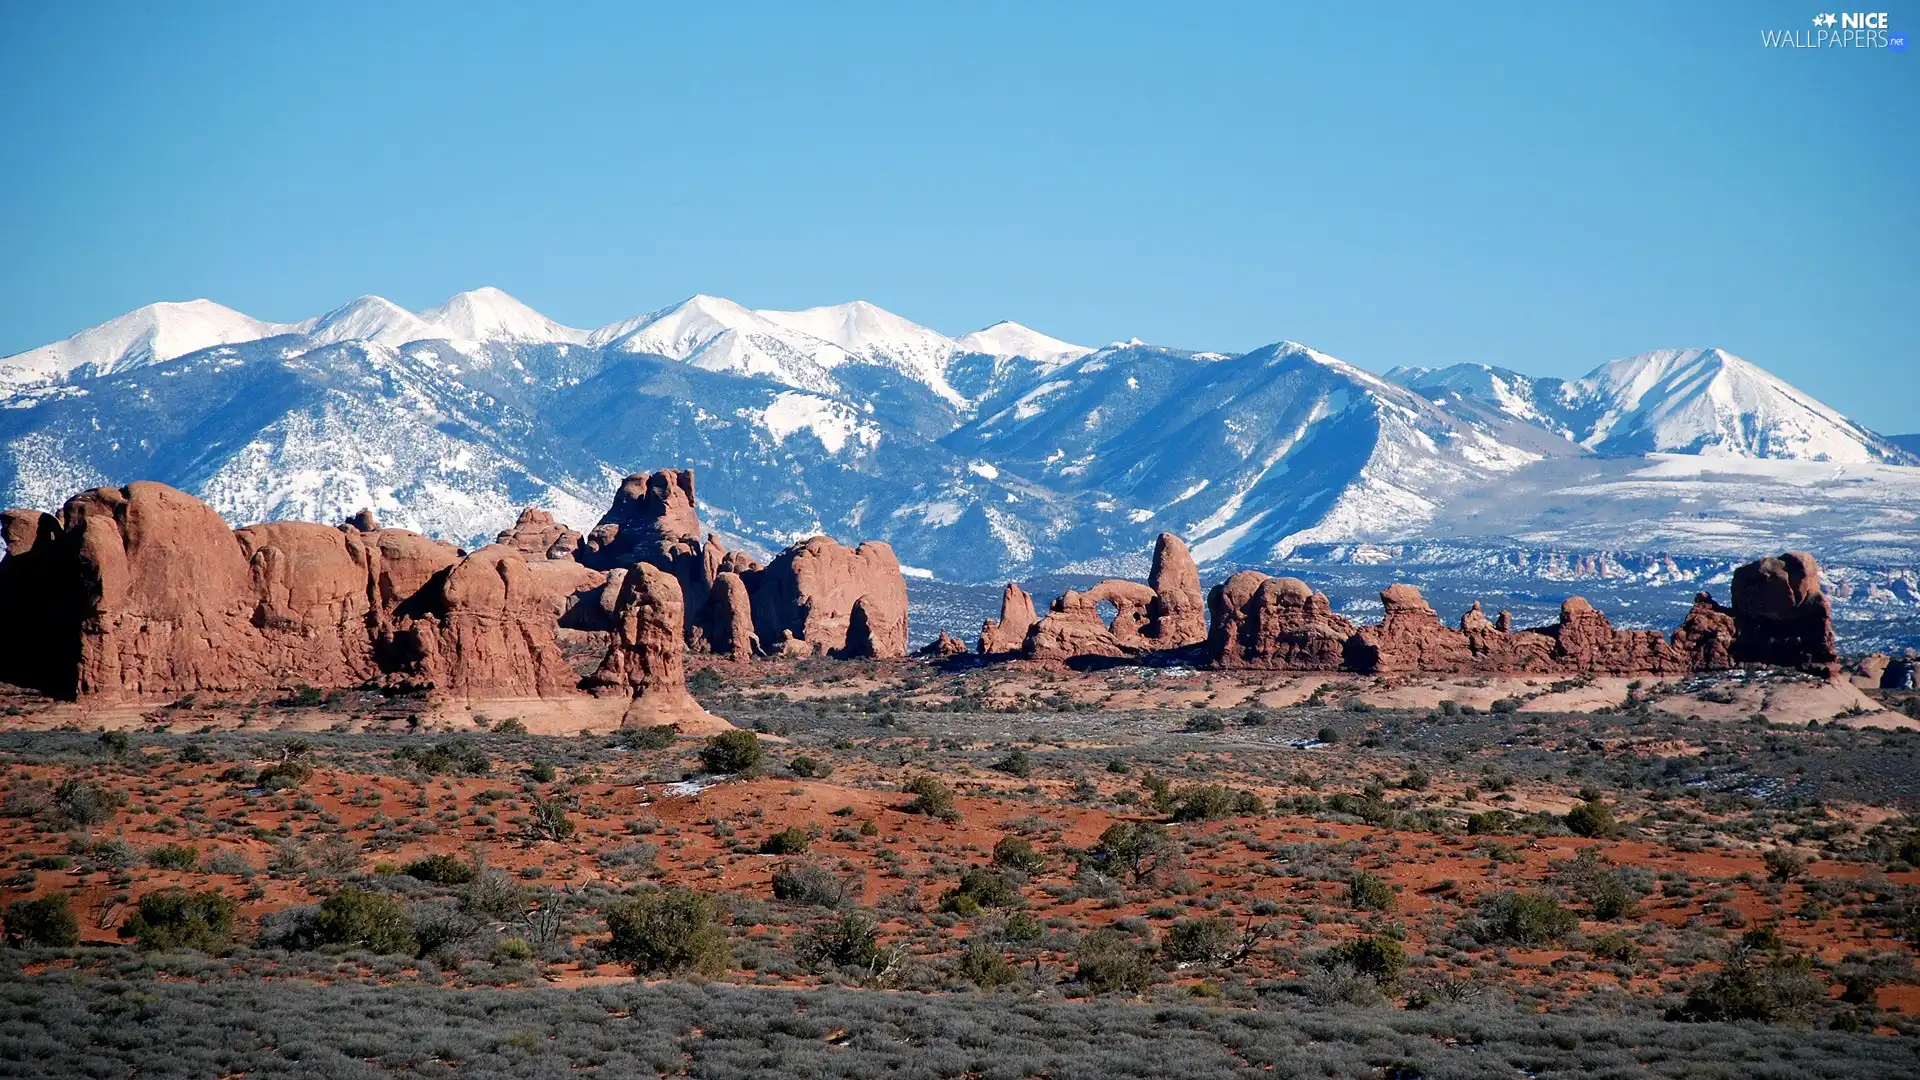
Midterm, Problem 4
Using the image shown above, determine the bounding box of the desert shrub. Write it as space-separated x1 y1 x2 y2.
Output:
491 717 528 735
1090 821 1176 885
1316 726 1340 743
394 739 490 777
1590 932 1640 963
957 942 1019 988
528 762 558 783
404 853 475 886
1490 697 1521 714
1001 911 1045 944
313 887 415 954
1476 891 1577 945
256 760 313 791
1073 928 1153 995
605 889 730 977
204 848 257 879
629 724 678 750
147 844 199 871
1163 917 1240 966
1675 949 1824 1023
991 835 1046 874
175 742 213 764
1168 784 1264 822
1182 714 1226 733
991 749 1034 777
903 775 959 821
280 685 325 708
770 862 855 908
788 755 830 779
760 826 812 855
1563 799 1619 838
1347 870 1397 912
1466 810 1514 835
3 894 79 947
1550 847 1650 921
700 731 764 775
53 778 125 826
524 796 576 842
941 868 1019 914
687 667 724 695
1323 935 1406 986
1764 847 1812 882
120 888 238 952
794 911 888 973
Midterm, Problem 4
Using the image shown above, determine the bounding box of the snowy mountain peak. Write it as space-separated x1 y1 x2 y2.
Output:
306 295 436 348
421 287 587 346
0 298 298 390
756 300 964 405
953 321 1092 367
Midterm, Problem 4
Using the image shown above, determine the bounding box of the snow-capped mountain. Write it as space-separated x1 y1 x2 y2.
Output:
0 300 303 390
2 290 1913 583
1393 348 1914 464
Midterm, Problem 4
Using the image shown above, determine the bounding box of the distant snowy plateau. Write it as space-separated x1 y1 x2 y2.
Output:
3 288 1917 650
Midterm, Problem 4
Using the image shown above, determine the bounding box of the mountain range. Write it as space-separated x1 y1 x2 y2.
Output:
2 288 1914 584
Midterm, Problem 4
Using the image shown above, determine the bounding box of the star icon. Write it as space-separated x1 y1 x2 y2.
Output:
1825 13 1839 26
1814 13 1824 23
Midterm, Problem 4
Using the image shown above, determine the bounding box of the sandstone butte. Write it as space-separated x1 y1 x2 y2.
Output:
0 475 1841 712
0 470 913 728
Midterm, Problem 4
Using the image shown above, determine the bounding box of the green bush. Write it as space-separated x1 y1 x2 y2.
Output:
604 889 730 976
256 760 313 791
770 862 855 908
687 667 724 695
1477 891 1578 945
1347 870 1397 912
394 739 490 777
991 835 1046 874
1763 848 1811 882
1316 726 1340 743
524 796 576 842
1163 917 1239 965
788 755 829 779
794 911 885 973
700 731 764 775
957 942 1019 988
1563 799 1619 838
991 749 1034 778
1675 951 1824 1023
54 779 125 826
313 887 415 954
1324 935 1406 985
903 775 959 821
528 761 558 783
1091 821 1175 885
3 894 79 947
1466 810 1514 835
1167 784 1265 822
760 826 812 855
941 868 1018 914
490 717 528 735
120 888 238 952
403 853 475 885
1073 928 1153 995
147 844 199 871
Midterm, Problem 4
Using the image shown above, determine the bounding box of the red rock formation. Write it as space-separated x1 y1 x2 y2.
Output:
749 536 909 658
235 522 383 687
578 469 701 567
919 630 969 658
496 507 581 560
1024 580 1157 661
1729 552 1838 672
0 510 75 695
1344 584 1476 674
977 583 1037 655
1207 572 1355 670
1143 533 1208 647
1671 593 1735 671
704 571 758 659
379 546 583 697
838 594 900 659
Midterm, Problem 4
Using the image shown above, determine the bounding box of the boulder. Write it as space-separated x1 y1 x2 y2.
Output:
1729 552 1838 671
1143 533 1207 647
978 583 1037 655
1671 593 1736 671
750 536 908 657
344 509 380 532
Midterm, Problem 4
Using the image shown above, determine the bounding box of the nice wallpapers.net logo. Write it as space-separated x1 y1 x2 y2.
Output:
1762 11 1907 48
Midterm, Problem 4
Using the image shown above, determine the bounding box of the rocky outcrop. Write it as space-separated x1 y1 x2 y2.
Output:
749 536 909 658
379 546 583 697
1671 593 1736 671
577 469 701 568
496 508 581 560
1143 533 1208 647
704 571 758 659
1729 552 1838 672
919 630 969 658
1024 580 1157 661
1208 572 1355 670
978 583 1037 655
0 510 76 696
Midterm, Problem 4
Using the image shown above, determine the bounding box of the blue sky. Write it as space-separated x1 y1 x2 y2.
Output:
1 2 1913 430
